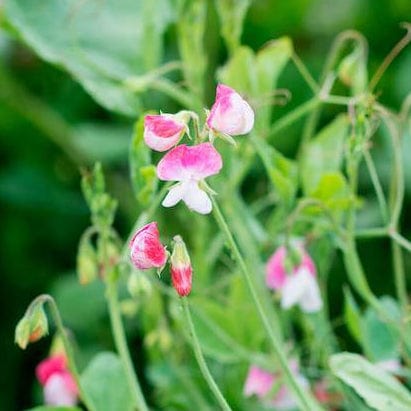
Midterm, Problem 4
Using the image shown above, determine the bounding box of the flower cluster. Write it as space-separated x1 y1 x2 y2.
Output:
129 222 192 297
36 354 78 406
143 84 254 215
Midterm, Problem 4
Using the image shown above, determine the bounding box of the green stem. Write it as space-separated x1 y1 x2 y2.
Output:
211 198 323 411
355 227 388 239
106 280 149 411
390 231 411 253
182 298 232 411
291 53 320 93
29 295 97 411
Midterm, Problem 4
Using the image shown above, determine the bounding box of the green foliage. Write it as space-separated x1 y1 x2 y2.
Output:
25 407 82 411
330 353 411 411
4 0 175 116
81 352 134 411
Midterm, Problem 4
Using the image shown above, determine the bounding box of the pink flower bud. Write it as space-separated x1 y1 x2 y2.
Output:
129 222 168 270
144 114 187 152
243 365 275 398
36 355 78 406
170 235 192 297
207 84 254 136
266 245 322 313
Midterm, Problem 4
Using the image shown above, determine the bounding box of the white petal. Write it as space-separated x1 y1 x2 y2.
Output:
162 183 186 207
182 181 212 214
299 270 323 313
280 270 309 310
44 374 77 406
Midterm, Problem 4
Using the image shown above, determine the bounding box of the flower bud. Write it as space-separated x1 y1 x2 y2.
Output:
144 113 187 152
170 235 192 297
77 233 98 285
207 84 254 137
15 303 49 349
129 222 167 270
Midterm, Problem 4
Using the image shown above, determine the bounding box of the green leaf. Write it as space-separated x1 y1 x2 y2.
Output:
4 0 175 116
330 352 411 411
214 0 251 53
343 287 363 343
361 296 401 362
129 115 157 207
300 114 349 194
81 352 134 411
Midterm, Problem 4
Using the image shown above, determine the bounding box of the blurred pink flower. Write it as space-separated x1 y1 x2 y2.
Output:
36 355 78 406
207 84 254 136
129 222 167 270
157 143 223 214
266 245 322 313
243 362 309 410
144 114 187 152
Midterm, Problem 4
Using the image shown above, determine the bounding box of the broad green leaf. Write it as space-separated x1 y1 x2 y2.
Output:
4 0 175 116
362 296 401 362
343 287 362 343
129 115 157 207
25 407 82 411
301 114 349 194
81 352 134 411
330 352 411 411
214 0 251 53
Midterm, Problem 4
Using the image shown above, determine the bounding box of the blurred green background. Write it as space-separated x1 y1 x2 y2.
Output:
0 0 410 409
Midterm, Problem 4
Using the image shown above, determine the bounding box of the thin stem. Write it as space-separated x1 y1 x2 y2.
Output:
363 149 389 223
355 227 388 239
369 23 411 91
28 295 97 411
182 298 232 411
211 197 323 411
106 280 149 411
390 231 411 253
291 53 320 93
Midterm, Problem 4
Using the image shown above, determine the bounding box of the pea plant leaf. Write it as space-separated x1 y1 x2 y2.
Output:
25 407 82 411
81 352 134 411
330 352 411 411
4 0 175 116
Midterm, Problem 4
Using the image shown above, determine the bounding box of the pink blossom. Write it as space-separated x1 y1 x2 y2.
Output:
243 363 309 410
144 114 187 152
170 236 192 297
207 84 254 136
129 222 168 270
157 143 223 214
36 355 78 406
266 246 322 313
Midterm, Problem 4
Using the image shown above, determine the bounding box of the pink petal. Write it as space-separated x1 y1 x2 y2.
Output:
157 143 223 181
266 246 317 290
207 84 254 136
36 355 67 386
243 365 276 398
129 222 167 270
144 114 185 152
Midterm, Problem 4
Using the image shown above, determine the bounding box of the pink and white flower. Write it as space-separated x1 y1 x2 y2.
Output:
170 235 192 297
144 113 188 152
129 222 168 270
36 355 78 406
207 84 254 136
266 245 322 313
157 143 223 214
244 362 309 410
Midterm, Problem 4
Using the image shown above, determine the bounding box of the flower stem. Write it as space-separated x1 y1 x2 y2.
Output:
106 279 149 411
29 294 97 411
182 298 232 411
211 198 323 411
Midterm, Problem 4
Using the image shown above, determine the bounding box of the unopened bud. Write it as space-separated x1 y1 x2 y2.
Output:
15 303 48 349
127 272 152 299
77 233 98 285
170 236 192 297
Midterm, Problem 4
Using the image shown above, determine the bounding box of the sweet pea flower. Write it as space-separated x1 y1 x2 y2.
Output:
157 143 223 214
207 84 254 136
129 222 168 270
266 245 322 313
36 355 78 406
244 362 309 410
170 235 192 297
144 113 188 152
